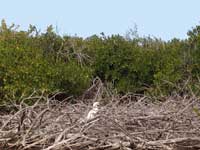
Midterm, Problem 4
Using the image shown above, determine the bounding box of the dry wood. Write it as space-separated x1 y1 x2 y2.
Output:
0 91 200 150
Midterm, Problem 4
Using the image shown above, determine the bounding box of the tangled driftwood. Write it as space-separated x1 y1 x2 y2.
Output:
0 92 200 150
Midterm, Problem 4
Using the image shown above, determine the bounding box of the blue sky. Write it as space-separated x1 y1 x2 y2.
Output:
1 0 200 40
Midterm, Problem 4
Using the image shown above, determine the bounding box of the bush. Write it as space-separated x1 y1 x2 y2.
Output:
1 19 200 101
0 48 91 102
91 35 182 94
0 20 92 103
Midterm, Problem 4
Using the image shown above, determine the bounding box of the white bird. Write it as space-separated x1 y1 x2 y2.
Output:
86 102 100 121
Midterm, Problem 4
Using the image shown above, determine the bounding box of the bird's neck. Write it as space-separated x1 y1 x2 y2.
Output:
93 107 98 111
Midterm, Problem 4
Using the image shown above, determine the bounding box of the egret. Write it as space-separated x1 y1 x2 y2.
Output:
86 102 100 120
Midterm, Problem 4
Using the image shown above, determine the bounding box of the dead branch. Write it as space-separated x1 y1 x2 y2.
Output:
0 92 200 150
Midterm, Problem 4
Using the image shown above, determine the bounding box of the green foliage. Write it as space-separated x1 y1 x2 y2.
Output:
0 20 91 103
152 48 182 95
187 25 200 75
92 35 153 93
1 19 200 103
91 35 183 95
0 48 91 101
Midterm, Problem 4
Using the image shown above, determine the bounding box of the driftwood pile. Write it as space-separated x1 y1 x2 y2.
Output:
0 93 200 150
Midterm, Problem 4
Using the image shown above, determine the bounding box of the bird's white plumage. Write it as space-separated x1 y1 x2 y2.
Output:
86 102 100 120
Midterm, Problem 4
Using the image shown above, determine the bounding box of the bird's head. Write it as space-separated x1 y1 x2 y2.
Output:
93 102 100 109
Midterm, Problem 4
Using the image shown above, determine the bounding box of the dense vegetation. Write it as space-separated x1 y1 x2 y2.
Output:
1 19 200 103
